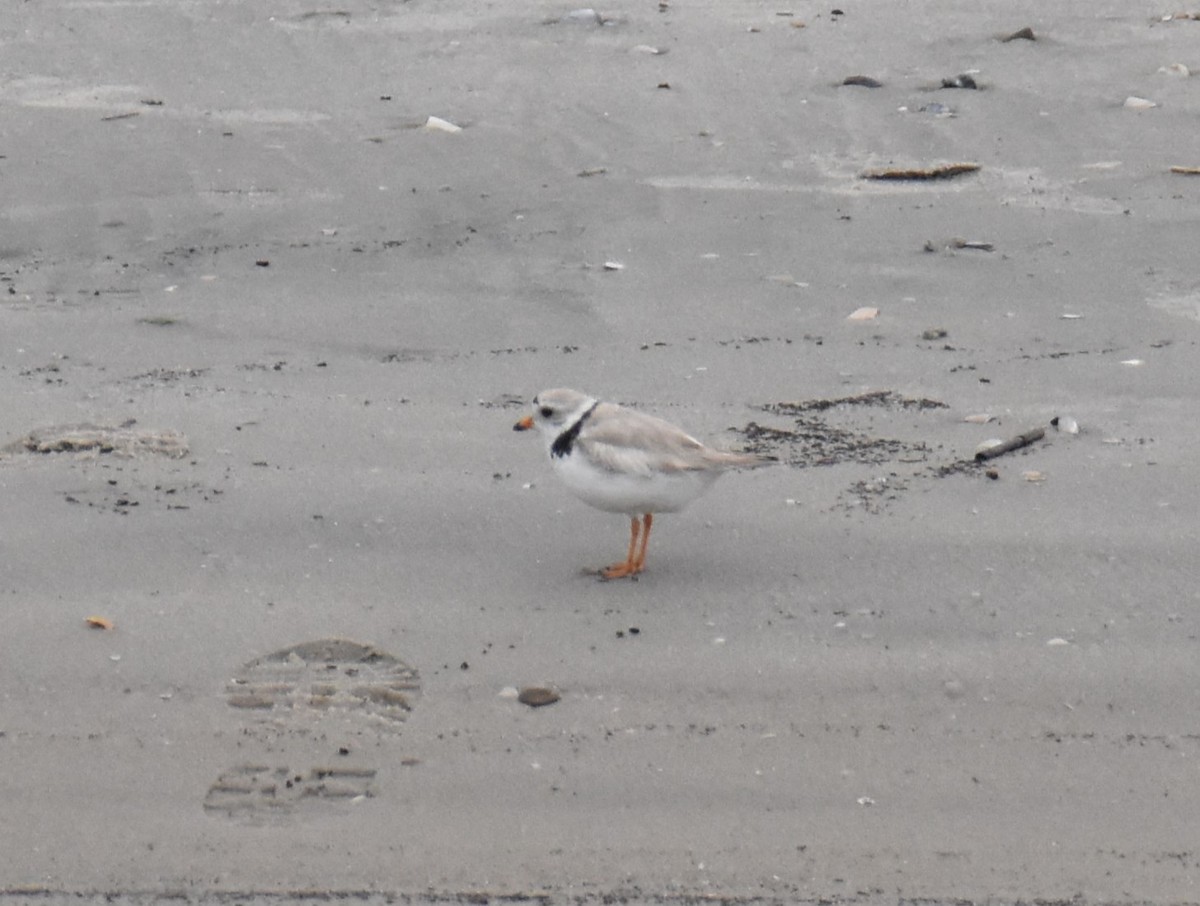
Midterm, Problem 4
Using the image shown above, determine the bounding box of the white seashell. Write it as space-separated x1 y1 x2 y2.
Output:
964 413 995 424
847 306 879 321
1123 96 1158 110
1158 63 1190 77
1121 359 1144 366
423 115 462 133
1022 470 1046 482
975 438 1004 456
563 7 602 24
603 260 625 271
1055 416 1079 434
1046 637 1070 646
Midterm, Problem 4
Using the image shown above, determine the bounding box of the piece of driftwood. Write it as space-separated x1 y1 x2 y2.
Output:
862 162 980 181
974 427 1045 462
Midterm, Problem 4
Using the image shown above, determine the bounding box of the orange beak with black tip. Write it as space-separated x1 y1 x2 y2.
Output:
513 414 533 431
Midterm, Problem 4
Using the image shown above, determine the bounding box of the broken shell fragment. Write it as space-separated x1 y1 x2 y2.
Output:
423 115 462 133
561 8 603 24
847 306 879 321
976 438 1004 457
1123 96 1158 110
85 616 115 630
1051 415 1079 434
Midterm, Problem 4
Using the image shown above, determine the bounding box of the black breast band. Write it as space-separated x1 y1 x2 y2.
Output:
551 401 599 459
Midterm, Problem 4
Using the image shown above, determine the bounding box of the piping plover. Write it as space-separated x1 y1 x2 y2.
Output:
513 388 773 579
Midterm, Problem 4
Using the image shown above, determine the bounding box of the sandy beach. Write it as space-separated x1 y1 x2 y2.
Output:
2 0 1199 902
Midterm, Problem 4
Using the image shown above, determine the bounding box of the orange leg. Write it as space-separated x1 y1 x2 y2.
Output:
602 514 653 580
632 513 653 572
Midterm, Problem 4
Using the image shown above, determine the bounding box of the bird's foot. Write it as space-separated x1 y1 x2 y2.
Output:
600 560 642 580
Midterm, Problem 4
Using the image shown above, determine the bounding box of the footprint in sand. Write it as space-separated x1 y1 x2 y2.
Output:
204 639 421 823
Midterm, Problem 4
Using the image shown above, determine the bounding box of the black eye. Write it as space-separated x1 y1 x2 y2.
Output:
539 406 554 419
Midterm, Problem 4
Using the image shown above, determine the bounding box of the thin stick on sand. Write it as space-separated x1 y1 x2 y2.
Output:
974 427 1046 462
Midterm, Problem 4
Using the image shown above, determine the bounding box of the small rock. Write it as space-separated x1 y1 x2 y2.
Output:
1000 26 1036 42
518 686 561 708
842 75 883 88
941 74 978 90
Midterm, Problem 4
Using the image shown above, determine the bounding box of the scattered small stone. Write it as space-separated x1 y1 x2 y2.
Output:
842 75 882 88
917 102 954 117
985 468 999 480
1022 470 1046 482
518 686 561 708
255 259 270 267
941 74 978 89
922 328 948 340
578 167 608 177
1000 26 1036 41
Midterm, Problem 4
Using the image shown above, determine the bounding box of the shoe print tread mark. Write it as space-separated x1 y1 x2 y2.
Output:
203 763 377 822
225 638 420 736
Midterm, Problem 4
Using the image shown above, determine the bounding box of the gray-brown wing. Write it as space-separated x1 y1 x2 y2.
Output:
577 403 732 475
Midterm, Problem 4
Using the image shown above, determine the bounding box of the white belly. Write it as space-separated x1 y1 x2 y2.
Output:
551 451 720 515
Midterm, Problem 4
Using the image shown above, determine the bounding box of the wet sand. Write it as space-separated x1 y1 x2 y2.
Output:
2 0 1199 901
